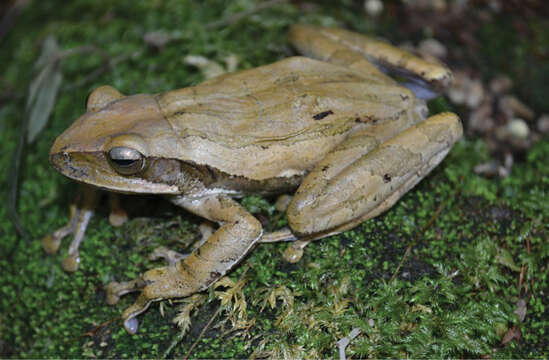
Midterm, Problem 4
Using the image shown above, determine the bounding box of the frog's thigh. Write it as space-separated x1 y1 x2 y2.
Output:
289 24 453 89
287 112 462 236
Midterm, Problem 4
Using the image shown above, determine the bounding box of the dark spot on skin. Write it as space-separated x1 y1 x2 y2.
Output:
313 110 334 120
383 174 392 183
174 111 185 116
196 248 201 256
374 196 377 201
210 271 222 280
260 145 269 150
400 94 409 101
321 165 329 172
234 220 240 224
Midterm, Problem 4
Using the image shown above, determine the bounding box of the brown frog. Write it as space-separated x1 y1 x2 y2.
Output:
46 24 462 333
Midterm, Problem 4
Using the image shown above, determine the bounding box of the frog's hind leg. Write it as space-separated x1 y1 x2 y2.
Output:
289 24 453 97
284 112 462 262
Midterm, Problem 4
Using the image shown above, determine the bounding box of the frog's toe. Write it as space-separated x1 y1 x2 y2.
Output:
283 244 304 263
121 293 154 334
148 246 188 265
108 193 128 227
282 239 311 263
42 234 62 254
62 253 81 272
105 278 146 305
108 210 128 227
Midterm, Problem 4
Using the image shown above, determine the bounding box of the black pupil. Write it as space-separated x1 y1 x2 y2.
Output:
112 159 136 167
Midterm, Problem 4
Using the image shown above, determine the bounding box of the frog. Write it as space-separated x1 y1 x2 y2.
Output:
47 24 462 334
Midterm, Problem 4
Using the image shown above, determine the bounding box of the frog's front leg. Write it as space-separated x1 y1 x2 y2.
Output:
284 112 463 261
42 184 128 272
42 184 98 272
107 194 262 334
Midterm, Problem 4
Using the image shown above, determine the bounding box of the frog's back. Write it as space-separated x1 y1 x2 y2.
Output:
156 57 415 180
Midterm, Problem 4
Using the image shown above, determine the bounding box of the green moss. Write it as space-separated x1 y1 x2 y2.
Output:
1 1 548 358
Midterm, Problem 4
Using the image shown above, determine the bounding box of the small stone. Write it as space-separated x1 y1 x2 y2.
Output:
183 55 225 79
488 0 502 12
364 0 383 16
143 31 171 49
418 38 447 58
447 72 485 109
466 79 485 108
499 95 535 120
489 75 513 94
506 118 530 139
468 102 494 133
447 72 468 105
536 114 549 134
474 161 510 178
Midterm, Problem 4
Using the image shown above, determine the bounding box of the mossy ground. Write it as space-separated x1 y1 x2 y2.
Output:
1 1 547 358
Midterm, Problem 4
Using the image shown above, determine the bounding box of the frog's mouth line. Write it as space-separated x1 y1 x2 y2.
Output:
50 152 180 195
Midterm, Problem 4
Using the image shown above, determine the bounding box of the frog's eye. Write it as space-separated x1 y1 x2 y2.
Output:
108 147 145 175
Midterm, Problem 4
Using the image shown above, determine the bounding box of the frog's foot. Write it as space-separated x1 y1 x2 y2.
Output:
148 246 188 265
42 204 80 255
42 201 95 272
111 265 200 334
42 184 101 272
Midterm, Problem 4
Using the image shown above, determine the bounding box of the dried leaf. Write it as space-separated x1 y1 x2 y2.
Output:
27 67 62 142
501 325 521 345
26 34 63 143
514 298 527 322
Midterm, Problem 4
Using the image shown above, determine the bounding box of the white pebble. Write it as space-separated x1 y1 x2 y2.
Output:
364 0 383 16
506 118 530 139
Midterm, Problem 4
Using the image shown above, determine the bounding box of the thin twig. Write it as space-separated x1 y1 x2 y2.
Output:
182 267 249 359
182 305 222 360
205 0 289 29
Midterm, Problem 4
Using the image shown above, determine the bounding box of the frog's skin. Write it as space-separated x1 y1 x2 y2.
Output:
47 24 462 334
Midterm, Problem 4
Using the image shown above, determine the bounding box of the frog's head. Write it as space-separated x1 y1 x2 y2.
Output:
50 85 181 194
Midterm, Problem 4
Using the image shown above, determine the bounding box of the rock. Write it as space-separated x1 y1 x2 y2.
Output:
466 78 485 108
447 71 484 109
499 95 535 120
536 114 549 134
364 0 383 16
469 102 494 133
418 38 447 58
500 118 529 140
143 31 171 49
489 75 513 94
